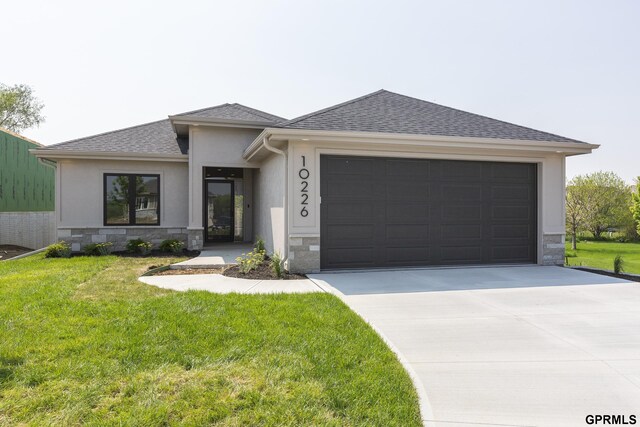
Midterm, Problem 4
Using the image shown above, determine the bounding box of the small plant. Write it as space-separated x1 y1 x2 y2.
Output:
254 237 266 253
126 239 153 255
236 249 266 274
44 241 71 258
159 239 184 253
614 255 624 274
84 242 113 256
270 252 284 279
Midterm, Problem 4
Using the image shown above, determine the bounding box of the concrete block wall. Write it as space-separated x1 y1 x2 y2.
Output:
0 211 55 249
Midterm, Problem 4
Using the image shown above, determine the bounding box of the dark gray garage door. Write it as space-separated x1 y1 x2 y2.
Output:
320 155 537 270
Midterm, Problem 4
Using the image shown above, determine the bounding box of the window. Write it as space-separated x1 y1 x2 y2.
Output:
104 174 160 226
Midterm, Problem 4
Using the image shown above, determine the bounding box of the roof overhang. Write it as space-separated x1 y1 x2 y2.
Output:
243 128 599 161
169 115 274 136
30 148 188 162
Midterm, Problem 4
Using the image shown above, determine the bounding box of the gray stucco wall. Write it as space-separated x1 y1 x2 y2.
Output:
253 152 285 256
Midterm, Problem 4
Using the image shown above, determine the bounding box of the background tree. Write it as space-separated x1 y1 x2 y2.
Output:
0 83 45 132
566 178 588 250
567 171 630 240
632 177 640 236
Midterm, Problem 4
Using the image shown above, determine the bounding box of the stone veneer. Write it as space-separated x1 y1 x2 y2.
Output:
542 233 565 266
187 229 204 250
287 236 320 274
58 227 190 252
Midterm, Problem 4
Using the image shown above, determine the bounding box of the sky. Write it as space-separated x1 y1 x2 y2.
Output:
2 0 638 183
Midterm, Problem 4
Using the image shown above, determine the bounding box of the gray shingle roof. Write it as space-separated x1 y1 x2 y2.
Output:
45 103 285 155
279 90 583 143
177 103 285 123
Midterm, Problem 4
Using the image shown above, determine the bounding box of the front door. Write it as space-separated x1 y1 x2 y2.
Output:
205 180 234 242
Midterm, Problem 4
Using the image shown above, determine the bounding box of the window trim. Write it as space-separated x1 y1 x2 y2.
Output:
103 173 161 226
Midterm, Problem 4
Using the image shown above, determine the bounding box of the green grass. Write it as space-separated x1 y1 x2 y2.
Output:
565 239 640 274
0 255 421 426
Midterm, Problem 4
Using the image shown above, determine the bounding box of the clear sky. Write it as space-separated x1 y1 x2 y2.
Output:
3 0 638 183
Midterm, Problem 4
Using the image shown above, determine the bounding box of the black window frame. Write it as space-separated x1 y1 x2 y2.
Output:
103 173 161 226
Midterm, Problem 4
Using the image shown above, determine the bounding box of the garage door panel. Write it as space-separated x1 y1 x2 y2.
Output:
321 155 536 269
442 224 482 240
492 206 531 220
384 246 431 264
440 246 483 263
386 159 430 176
440 184 482 201
387 180 429 201
386 204 430 223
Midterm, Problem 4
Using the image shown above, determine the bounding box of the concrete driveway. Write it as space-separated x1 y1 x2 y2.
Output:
309 266 640 427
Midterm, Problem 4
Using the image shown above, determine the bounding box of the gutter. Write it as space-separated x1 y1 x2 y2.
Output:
260 136 289 264
37 157 57 170
29 149 188 162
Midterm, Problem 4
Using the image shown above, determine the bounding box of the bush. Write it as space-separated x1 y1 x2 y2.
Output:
236 250 265 274
270 252 284 278
254 237 266 253
126 239 153 255
44 241 71 258
159 239 184 253
614 255 624 274
84 242 113 256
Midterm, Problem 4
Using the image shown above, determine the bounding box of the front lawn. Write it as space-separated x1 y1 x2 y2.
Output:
565 240 640 274
0 255 421 426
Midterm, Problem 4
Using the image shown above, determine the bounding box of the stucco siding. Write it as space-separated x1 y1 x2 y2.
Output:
254 152 285 255
188 127 261 229
57 159 188 228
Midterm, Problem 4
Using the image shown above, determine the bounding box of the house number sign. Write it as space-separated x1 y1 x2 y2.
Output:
299 155 310 217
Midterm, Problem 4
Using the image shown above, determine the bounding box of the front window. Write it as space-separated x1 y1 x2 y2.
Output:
104 174 159 225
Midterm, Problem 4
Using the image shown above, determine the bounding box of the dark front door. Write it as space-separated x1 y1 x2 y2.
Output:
205 180 234 242
320 155 537 270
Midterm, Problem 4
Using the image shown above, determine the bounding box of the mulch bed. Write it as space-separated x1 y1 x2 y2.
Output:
224 262 306 280
71 249 201 258
573 266 640 283
0 245 33 260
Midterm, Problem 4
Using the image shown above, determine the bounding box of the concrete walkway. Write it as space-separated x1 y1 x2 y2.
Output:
139 273 322 294
172 243 253 269
310 266 640 427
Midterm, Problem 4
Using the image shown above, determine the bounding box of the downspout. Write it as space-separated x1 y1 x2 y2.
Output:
262 136 289 264
37 157 57 170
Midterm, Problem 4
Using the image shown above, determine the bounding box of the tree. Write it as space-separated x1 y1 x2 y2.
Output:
569 172 631 239
0 83 45 132
566 179 589 250
632 177 640 236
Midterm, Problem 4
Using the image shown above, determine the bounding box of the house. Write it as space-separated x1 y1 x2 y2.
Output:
0 127 56 249
31 90 597 273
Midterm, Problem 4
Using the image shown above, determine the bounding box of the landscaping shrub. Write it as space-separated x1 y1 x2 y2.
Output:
254 237 266 253
270 251 284 278
44 241 71 258
159 239 184 253
126 239 153 255
83 242 113 256
614 255 624 274
236 249 265 274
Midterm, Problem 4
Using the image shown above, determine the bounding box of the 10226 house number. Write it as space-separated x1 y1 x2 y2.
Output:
299 155 310 217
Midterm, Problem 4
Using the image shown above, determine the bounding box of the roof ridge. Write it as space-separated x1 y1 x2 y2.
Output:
46 118 170 149
382 90 583 143
278 89 387 127
230 103 286 122
172 102 231 116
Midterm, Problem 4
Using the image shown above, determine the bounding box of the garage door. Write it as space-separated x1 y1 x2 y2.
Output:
320 155 537 270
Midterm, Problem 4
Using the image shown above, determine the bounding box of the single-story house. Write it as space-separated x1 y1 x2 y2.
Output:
32 90 597 273
1 127 56 249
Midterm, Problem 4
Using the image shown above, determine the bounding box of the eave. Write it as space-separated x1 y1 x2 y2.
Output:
243 128 599 160
30 149 188 163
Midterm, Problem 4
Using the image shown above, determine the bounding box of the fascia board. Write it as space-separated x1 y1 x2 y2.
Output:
29 149 188 162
